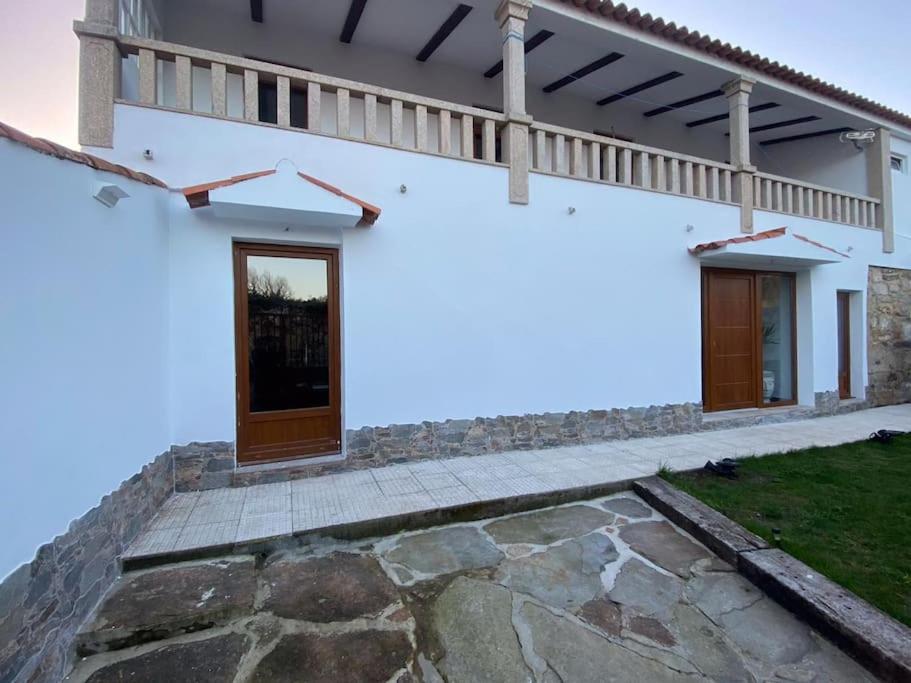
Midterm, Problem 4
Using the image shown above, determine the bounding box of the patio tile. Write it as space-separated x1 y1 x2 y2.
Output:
173 521 238 551
147 505 194 530
244 481 292 498
413 472 462 491
123 528 179 557
242 495 291 516
236 512 292 542
376 475 425 496
187 503 243 526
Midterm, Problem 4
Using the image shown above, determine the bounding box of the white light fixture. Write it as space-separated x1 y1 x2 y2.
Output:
93 182 130 208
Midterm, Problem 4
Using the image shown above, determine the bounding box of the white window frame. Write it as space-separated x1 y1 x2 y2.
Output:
119 0 161 40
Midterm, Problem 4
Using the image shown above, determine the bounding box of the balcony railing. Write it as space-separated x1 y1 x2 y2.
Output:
530 122 737 205
753 171 880 229
119 35 506 166
98 34 882 231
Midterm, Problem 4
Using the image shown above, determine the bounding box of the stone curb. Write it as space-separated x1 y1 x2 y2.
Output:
633 476 911 683
122 477 638 572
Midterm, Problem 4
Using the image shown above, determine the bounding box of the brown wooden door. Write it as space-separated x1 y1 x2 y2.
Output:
702 270 757 411
837 291 851 399
234 243 341 464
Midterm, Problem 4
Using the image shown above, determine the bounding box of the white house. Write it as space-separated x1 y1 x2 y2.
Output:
1 1 911 678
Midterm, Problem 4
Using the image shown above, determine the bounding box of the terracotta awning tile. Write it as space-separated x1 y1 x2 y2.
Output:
689 227 786 254
181 167 382 227
0 120 166 188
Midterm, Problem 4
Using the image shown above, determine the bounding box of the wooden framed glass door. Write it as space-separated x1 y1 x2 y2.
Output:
702 268 797 412
234 243 341 464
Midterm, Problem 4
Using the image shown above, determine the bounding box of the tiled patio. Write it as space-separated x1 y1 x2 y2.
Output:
125 404 911 562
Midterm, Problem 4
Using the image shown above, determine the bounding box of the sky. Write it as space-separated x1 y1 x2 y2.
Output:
0 0 908 149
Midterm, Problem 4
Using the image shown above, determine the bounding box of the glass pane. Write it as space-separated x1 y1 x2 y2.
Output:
247 255 329 412
760 275 794 404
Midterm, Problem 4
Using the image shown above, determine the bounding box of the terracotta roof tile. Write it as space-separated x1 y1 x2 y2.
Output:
689 227 786 254
298 172 381 227
557 0 911 129
0 120 166 188
181 168 382 227
690 226 849 259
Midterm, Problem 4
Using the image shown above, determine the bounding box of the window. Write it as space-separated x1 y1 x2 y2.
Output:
118 0 161 40
892 155 907 174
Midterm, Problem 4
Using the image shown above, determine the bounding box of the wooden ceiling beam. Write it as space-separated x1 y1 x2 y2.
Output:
416 4 473 63
644 88 723 117
597 71 683 106
542 52 624 93
340 0 369 44
484 30 555 79
759 127 852 146
685 102 780 128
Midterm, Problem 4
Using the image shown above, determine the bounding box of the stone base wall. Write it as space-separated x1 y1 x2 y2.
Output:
0 452 174 683
867 266 911 407
173 441 235 493
223 403 701 487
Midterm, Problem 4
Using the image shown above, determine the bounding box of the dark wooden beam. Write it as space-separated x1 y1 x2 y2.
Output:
749 115 820 133
250 0 263 23
759 127 852 147
484 30 554 78
685 102 780 128
416 4 473 63
340 0 369 44
542 52 624 93
644 89 723 117
597 71 683 106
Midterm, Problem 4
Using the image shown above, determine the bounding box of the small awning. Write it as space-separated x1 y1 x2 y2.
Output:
689 227 849 268
182 160 381 228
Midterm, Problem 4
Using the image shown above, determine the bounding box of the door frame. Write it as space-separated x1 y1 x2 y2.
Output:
233 242 342 465
837 291 852 400
701 267 798 412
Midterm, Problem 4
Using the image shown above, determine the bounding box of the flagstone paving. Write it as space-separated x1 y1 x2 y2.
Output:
66 493 875 682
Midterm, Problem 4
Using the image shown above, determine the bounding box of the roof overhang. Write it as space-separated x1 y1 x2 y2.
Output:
182 160 381 228
690 227 849 268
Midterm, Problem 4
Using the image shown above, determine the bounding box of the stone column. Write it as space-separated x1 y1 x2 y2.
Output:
76 0 120 148
496 0 533 205
868 127 894 253
723 77 756 233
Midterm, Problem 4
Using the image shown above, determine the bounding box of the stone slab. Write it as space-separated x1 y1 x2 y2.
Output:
617 520 711 578
67 633 250 682
633 477 769 565
250 630 412 683
739 547 911 682
75 557 256 655
483 505 614 545
261 552 399 622
383 526 504 579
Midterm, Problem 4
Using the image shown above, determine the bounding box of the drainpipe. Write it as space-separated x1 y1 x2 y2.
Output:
75 0 120 148
723 77 756 234
496 0 533 205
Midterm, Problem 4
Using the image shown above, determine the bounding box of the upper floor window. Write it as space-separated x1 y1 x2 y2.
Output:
891 155 907 174
119 0 161 40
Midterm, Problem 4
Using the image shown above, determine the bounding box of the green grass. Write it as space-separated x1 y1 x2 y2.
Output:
662 435 911 627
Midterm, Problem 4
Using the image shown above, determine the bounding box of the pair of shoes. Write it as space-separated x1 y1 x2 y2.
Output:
868 429 906 444
704 458 739 479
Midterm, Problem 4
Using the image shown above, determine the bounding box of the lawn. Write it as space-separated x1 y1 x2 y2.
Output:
662 435 911 627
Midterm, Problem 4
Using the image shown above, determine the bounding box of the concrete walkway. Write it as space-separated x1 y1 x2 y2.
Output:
125 404 911 563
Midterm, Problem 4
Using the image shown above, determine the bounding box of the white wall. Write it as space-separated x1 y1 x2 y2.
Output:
0 140 171 579
89 105 911 444
97 104 744 443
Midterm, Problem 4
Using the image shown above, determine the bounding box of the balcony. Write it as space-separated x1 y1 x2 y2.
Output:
73 0 892 240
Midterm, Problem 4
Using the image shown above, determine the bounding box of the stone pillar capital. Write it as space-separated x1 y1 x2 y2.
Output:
722 77 755 99
496 0 533 27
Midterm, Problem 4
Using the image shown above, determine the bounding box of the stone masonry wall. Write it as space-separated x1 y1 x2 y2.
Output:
222 403 703 487
867 266 911 407
0 451 174 683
